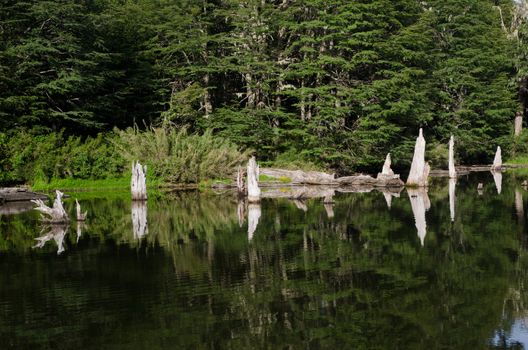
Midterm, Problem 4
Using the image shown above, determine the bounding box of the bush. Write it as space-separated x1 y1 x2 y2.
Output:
113 126 251 183
0 131 125 185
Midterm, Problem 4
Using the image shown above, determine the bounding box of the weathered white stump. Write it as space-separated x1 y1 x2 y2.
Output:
75 199 87 221
247 156 261 203
449 178 456 222
132 201 148 239
31 190 69 223
515 112 523 137
247 203 261 240
131 161 147 201
491 170 502 194
491 146 502 171
381 153 394 176
407 128 429 187
407 188 430 246
448 135 456 178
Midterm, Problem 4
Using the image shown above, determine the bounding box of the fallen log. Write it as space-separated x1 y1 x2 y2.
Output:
0 188 48 202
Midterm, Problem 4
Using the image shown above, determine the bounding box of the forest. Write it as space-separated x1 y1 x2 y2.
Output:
1 0 528 186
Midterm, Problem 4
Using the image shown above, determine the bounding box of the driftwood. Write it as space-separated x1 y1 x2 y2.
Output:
491 146 502 171
338 174 404 187
0 188 47 202
407 128 429 187
449 135 457 178
247 156 261 203
75 199 87 221
31 190 69 223
131 161 147 201
260 168 335 185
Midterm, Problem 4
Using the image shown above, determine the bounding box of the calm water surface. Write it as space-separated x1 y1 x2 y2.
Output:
1 172 528 349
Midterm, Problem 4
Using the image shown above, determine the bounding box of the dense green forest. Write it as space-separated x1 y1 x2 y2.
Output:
1 0 528 185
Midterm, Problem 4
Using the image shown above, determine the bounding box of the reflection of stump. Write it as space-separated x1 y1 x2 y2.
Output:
75 199 87 221
132 201 148 239
237 199 246 228
247 203 261 240
515 189 524 224
324 203 334 218
34 224 69 255
407 188 430 246
449 178 456 222
491 170 502 194
76 221 87 243
131 161 147 201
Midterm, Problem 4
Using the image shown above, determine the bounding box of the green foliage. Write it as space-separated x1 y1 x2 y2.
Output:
0 131 124 184
113 126 251 184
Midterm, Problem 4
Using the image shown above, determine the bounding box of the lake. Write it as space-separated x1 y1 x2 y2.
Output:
1 172 528 349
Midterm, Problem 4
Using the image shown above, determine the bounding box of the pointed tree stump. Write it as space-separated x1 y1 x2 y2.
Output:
131 161 147 201
406 128 429 187
247 156 261 203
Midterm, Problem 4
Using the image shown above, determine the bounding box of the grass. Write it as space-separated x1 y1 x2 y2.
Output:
31 176 162 191
505 156 528 165
258 174 292 183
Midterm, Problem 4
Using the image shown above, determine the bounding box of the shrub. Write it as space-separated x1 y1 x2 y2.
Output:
113 126 251 183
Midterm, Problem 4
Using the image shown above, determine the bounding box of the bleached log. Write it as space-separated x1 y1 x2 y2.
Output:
449 178 456 222
131 201 148 239
247 203 261 240
491 146 502 171
407 188 430 246
260 168 335 185
515 112 523 137
131 161 147 201
448 135 457 178
34 225 68 255
31 190 69 223
491 170 502 194
75 199 87 221
407 128 429 187
247 156 261 203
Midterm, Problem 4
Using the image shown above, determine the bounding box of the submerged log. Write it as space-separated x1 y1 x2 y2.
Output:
407 128 429 187
491 146 502 171
247 156 261 203
75 199 87 221
131 161 147 201
449 135 457 178
31 190 69 223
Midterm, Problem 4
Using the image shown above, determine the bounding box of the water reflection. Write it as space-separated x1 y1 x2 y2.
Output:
407 188 430 246
2 175 528 348
492 170 503 194
247 203 261 240
33 224 68 254
449 178 456 222
131 201 148 239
